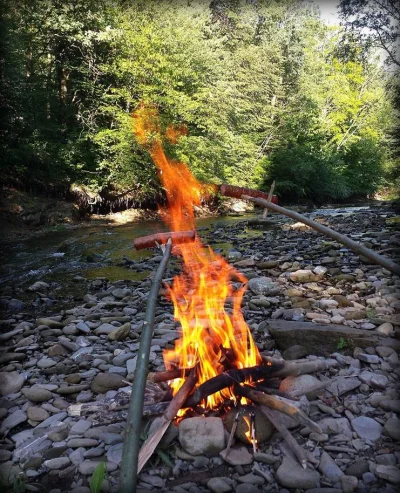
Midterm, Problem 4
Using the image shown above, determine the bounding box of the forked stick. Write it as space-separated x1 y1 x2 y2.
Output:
137 369 197 473
236 385 322 434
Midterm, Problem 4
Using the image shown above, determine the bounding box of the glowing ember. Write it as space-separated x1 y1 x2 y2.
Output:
133 104 261 409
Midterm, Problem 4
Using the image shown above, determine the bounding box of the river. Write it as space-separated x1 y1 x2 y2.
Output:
0 206 372 310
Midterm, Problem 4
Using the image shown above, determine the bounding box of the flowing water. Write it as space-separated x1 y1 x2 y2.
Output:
0 205 372 306
0 214 259 300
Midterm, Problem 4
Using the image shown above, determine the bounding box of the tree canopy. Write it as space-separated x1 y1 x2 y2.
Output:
0 0 398 205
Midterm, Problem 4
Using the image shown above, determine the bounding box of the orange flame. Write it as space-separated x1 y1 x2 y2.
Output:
243 415 252 444
133 104 261 409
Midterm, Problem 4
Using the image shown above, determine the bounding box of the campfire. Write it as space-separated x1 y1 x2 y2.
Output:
70 105 340 489
133 105 285 413
129 105 330 466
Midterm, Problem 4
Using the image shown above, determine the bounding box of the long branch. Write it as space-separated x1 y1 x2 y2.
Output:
220 185 400 276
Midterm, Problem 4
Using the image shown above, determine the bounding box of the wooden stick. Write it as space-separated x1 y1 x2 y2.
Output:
289 377 338 398
147 368 185 383
184 362 284 408
137 369 197 473
260 405 308 469
219 185 278 203
236 385 322 434
120 239 173 493
262 180 275 219
263 357 339 378
85 403 171 426
224 190 400 276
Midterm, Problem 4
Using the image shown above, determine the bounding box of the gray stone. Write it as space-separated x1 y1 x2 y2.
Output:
90 373 125 394
22 387 53 402
376 454 396 466
237 473 265 485
69 448 85 466
78 460 117 475
318 451 344 482
108 322 131 341
346 460 370 478
376 322 394 336
327 377 361 397
370 374 388 389
84 446 104 458
282 345 308 360
380 399 400 413
236 485 261 493
340 475 358 493
253 452 279 464
107 443 123 465
289 270 319 283
0 410 27 433
0 450 12 462
179 417 225 456
0 371 25 396
94 323 116 335
67 438 99 448
357 353 380 364
76 322 90 334
276 457 320 489
383 417 400 441
351 416 382 442
220 446 253 466
280 374 322 400
27 407 49 422
375 465 400 484
248 277 281 296
44 457 71 470
139 473 165 488
70 419 92 435
29 282 50 292
37 357 57 369
112 288 131 299
318 417 352 437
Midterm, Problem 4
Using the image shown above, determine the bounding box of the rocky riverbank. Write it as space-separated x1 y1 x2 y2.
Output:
0 204 399 493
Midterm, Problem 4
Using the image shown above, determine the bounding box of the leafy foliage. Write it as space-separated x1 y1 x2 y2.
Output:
0 0 397 204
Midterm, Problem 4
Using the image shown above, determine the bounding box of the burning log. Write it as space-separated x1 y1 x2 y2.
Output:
147 368 188 383
220 183 400 276
133 230 196 250
184 362 284 408
235 385 322 434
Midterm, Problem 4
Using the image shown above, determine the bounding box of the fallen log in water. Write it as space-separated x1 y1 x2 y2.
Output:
220 184 400 276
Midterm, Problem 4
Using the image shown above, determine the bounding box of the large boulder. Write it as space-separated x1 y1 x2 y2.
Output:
179 417 225 456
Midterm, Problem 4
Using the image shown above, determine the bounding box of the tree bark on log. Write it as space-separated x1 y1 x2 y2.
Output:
220 184 400 276
184 363 284 408
263 357 339 378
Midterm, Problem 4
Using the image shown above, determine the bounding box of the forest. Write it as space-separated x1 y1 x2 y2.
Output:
1 0 399 207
